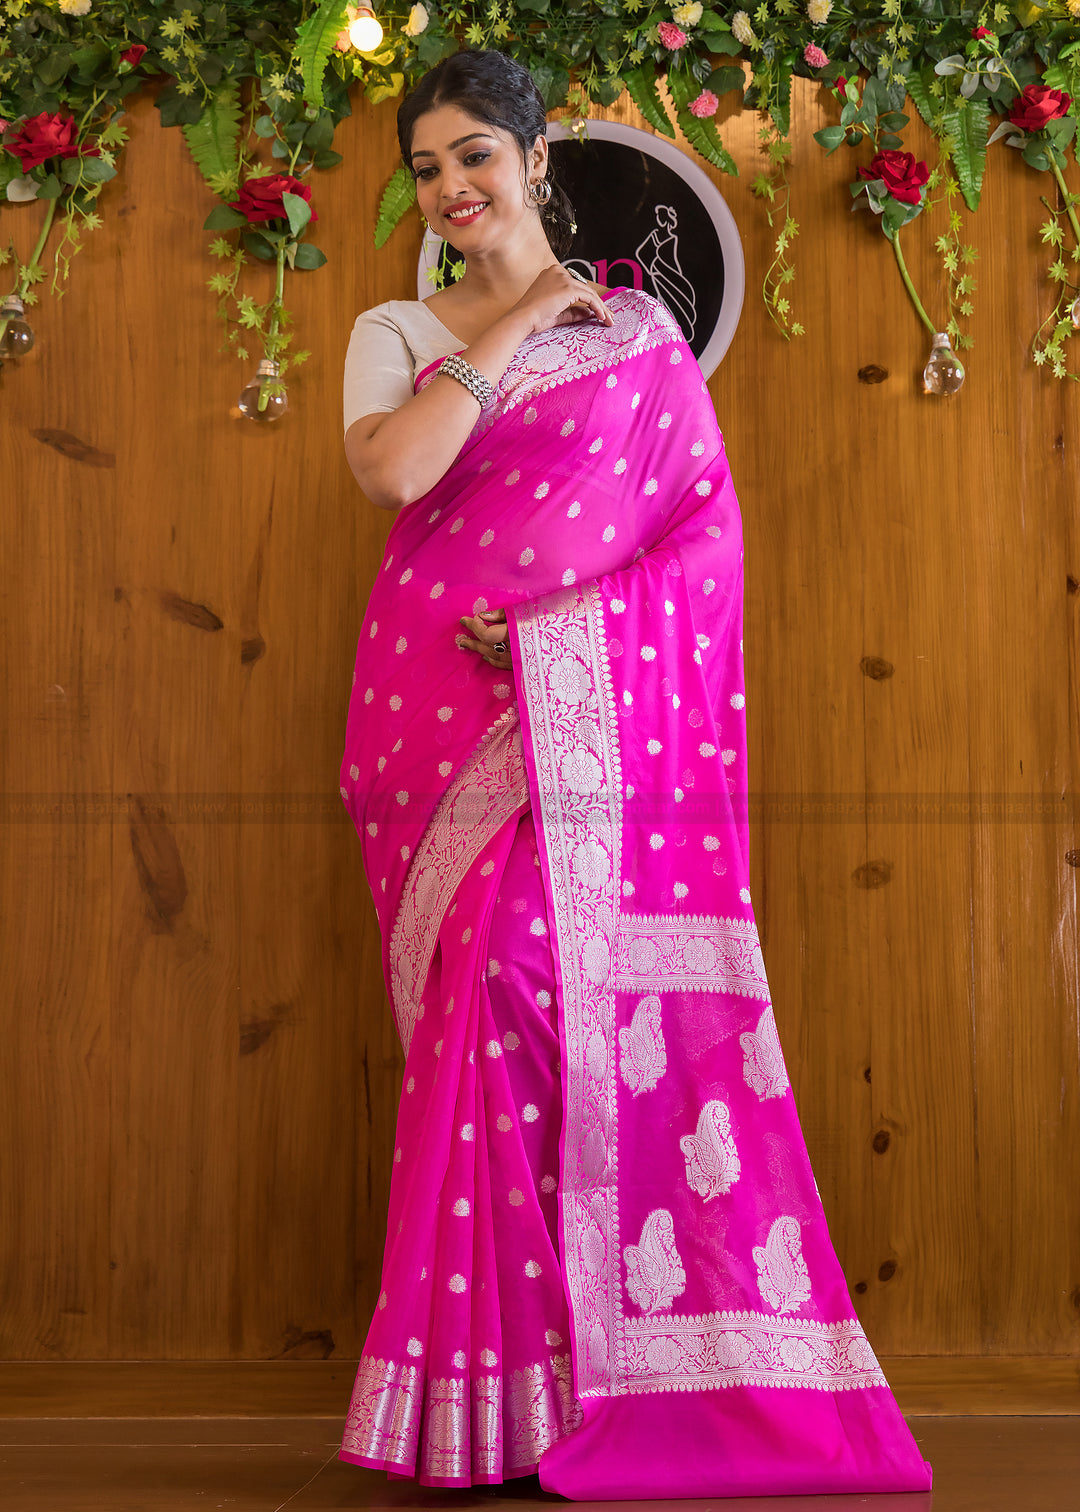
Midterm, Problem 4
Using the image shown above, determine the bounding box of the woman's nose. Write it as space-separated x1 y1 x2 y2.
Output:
441 165 471 198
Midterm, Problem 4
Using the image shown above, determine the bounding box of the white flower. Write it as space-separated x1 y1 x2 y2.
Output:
672 1 703 25
403 2 429 35
807 0 833 21
561 747 603 795
59 0 92 13
731 9 757 46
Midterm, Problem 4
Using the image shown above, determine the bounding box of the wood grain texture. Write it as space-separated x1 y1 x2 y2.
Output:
0 1419 1077 1512
0 1357 1075 1418
0 79 1077 1367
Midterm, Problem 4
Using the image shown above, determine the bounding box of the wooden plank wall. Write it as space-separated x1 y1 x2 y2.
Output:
0 77 1077 1373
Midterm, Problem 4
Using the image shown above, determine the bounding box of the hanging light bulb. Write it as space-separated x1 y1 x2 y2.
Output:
922 331 965 396
348 6 384 50
237 358 289 422
0 293 35 359
1070 294 1080 330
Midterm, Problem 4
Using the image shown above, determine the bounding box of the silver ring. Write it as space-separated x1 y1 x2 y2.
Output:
567 267 587 283
493 640 508 655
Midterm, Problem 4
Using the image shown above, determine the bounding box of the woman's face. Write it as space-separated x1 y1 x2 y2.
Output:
408 103 546 253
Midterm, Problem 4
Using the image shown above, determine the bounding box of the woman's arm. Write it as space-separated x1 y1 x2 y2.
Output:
345 266 611 512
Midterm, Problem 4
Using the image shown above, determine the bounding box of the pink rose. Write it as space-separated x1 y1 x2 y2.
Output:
803 43 828 68
658 21 687 49
688 90 719 118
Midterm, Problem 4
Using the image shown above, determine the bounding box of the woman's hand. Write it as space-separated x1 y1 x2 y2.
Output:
509 264 613 338
457 608 512 669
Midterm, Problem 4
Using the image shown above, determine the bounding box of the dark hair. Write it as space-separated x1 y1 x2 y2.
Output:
397 50 576 258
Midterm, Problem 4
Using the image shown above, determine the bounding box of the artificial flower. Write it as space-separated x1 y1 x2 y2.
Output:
834 75 848 99
1007 84 1073 133
803 43 828 68
230 173 318 226
858 149 930 205
657 21 688 49
731 10 757 47
1069 0 1080 18
119 43 148 67
807 0 832 20
58 0 91 13
672 2 703 25
3 111 100 172
403 3 429 35
971 26 994 39
859 149 925 205
689 90 719 118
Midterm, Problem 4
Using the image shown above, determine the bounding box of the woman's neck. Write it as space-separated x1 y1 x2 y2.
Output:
440 220 558 310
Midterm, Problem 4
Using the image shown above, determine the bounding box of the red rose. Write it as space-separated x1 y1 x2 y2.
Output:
3 110 101 173
1007 84 1073 133
119 44 148 66
971 26 993 40
230 173 318 226
858 148 929 205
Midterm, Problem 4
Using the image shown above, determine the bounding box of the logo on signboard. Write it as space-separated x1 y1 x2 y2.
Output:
418 120 744 378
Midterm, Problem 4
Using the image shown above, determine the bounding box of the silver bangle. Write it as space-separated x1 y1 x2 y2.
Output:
438 352 495 409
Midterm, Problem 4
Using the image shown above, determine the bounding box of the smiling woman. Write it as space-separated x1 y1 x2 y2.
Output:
335 48 932 1504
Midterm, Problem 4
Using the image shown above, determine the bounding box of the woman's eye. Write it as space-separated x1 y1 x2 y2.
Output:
415 166 436 181
464 152 490 166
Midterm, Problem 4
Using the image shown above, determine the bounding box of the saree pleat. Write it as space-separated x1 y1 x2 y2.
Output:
340 803 581 1483
339 287 932 1497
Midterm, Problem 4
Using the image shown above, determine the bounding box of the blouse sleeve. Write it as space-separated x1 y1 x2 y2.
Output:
342 306 417 436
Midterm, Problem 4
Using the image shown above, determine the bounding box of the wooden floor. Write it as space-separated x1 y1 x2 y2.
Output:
1 1417 1077 1511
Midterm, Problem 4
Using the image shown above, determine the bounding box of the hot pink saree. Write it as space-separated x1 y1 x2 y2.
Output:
337 288 932 1499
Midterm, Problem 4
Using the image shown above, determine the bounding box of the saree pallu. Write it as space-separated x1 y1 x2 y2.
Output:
337 288 932 1499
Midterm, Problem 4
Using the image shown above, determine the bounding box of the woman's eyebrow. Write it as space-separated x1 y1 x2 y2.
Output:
411 133 495 159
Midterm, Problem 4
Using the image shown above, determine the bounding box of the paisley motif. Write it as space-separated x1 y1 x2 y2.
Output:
740 1005 790 1100
680 1099 741 1200
623 1208 687 1314
618 995 667 1095
753 1215 812 1314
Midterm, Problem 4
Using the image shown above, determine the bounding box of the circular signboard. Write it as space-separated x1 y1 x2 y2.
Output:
418 119 744 377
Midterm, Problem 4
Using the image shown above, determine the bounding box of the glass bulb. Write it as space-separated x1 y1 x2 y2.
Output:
0 294 35 359
238 359 288 422
922 331 965 396
348 8 383 50
1070 294 1080 331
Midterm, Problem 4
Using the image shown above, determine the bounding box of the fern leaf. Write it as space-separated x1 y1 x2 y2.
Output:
944 98 989 212
668 71 738 177
295 0 351 110
905 69 938 131
181 80 241 195
374 166 417 249
624 65 676 140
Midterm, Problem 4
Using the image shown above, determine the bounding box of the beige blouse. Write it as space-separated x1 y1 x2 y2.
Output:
342 300 466 437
